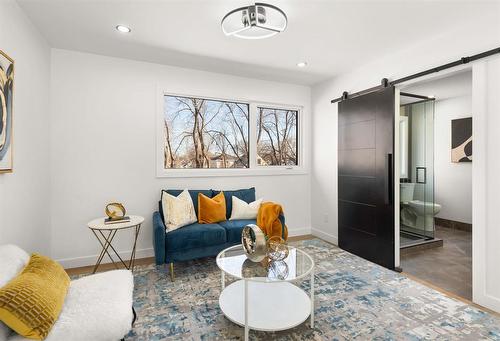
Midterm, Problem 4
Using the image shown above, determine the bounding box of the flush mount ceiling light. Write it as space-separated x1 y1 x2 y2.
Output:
221 3 287 39
297 61 307 68
115 25 131 33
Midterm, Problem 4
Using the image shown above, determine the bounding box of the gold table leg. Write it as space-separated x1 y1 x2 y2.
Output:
170 263 174 282
128 224 141 272
91 229 119 274
97 230 128 268
91 223 142 274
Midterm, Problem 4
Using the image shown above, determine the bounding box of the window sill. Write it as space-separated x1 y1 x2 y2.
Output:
156 167 308 178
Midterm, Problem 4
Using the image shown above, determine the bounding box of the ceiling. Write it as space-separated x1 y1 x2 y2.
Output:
17 0 499 85
401 70 472 105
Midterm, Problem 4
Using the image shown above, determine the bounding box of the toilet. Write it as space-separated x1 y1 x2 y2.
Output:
400 183 441 231
408 200 441 231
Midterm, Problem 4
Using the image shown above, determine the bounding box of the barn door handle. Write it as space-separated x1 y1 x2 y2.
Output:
385 153 393 205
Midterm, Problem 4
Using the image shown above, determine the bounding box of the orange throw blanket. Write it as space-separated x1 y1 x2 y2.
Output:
257 202 288 241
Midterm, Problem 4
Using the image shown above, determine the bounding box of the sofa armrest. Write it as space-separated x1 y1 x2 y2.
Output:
153 212 166 265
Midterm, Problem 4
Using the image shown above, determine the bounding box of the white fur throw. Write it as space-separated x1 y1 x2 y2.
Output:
0 322 9 341
229 196 263 220
162 189 197 231
7 270 134 341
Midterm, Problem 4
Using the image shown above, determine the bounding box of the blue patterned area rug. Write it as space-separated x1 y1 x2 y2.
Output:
125 239 500 340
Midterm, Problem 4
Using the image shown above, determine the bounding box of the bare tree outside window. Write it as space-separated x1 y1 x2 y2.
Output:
163 95 249 169
257 107 298 166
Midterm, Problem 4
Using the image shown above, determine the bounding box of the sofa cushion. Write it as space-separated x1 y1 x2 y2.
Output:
166 223 226 252
213 188 256 219
160 190 213 221
218 219 257 243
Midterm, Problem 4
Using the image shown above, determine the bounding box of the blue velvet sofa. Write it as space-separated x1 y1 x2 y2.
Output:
152 188 285 280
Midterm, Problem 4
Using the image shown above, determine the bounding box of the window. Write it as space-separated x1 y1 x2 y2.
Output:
163 95 249 169
257 107 298 166
159 93 303 176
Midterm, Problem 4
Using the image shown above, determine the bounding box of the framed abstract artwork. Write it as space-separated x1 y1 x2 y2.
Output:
451 117 472 163
0 50 14 173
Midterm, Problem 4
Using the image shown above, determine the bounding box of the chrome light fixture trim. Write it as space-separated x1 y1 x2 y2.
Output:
116 25 131 33
221 3 287 39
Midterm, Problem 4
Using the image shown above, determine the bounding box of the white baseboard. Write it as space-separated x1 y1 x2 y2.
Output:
475 292 500 314
58 227 312 269
288 226 312 237
311 228 338 245
57 247 155 269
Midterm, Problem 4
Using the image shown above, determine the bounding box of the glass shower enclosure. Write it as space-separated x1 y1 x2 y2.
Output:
399 94 435 241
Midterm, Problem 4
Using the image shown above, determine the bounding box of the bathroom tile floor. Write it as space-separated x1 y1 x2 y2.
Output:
401 225 472 300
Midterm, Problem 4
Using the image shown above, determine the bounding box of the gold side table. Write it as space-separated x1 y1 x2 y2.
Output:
87 215 144 274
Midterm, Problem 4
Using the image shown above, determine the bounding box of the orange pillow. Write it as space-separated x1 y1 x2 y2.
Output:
198 192 226 224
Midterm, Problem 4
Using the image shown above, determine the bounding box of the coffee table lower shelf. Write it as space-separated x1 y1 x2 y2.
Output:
219 279 312 337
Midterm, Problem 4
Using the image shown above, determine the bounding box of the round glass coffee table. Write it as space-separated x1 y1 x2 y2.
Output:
216 244 315 340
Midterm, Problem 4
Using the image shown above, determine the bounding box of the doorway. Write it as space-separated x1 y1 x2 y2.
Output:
397 70 473 300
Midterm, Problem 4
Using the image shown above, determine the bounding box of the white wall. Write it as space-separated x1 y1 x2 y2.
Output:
434 95 472 223
311 10 500 311
50 49 311 267
0 0 51 254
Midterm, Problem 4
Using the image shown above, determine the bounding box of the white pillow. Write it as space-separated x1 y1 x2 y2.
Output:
162 189 197 232
0 244 30 288
229 196 263 220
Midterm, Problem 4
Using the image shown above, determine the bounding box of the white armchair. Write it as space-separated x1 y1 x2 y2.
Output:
0 245 135 341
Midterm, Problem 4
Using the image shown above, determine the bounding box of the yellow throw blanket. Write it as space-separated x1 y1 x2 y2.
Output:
257 202 288 241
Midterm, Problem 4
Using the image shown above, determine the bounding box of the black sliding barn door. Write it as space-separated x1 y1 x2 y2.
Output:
338 86 395 269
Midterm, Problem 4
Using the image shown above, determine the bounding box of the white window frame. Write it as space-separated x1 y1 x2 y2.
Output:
156 90 307 178
252 102 302 169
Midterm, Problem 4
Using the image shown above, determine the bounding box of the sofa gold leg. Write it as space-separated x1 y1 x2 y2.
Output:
169 263 174 282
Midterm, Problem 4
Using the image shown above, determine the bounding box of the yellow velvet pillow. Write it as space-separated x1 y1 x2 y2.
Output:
198 191 226 224
0 254 70 340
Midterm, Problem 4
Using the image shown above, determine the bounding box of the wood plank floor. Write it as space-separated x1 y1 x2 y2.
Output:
401 226 472 300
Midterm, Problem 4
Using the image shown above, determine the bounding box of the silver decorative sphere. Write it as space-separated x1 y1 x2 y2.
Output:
267 236 289 261
267 260 289 280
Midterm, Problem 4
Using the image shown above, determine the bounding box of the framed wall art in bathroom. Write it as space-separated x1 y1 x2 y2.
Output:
0 49 14 173
451 117 472 163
